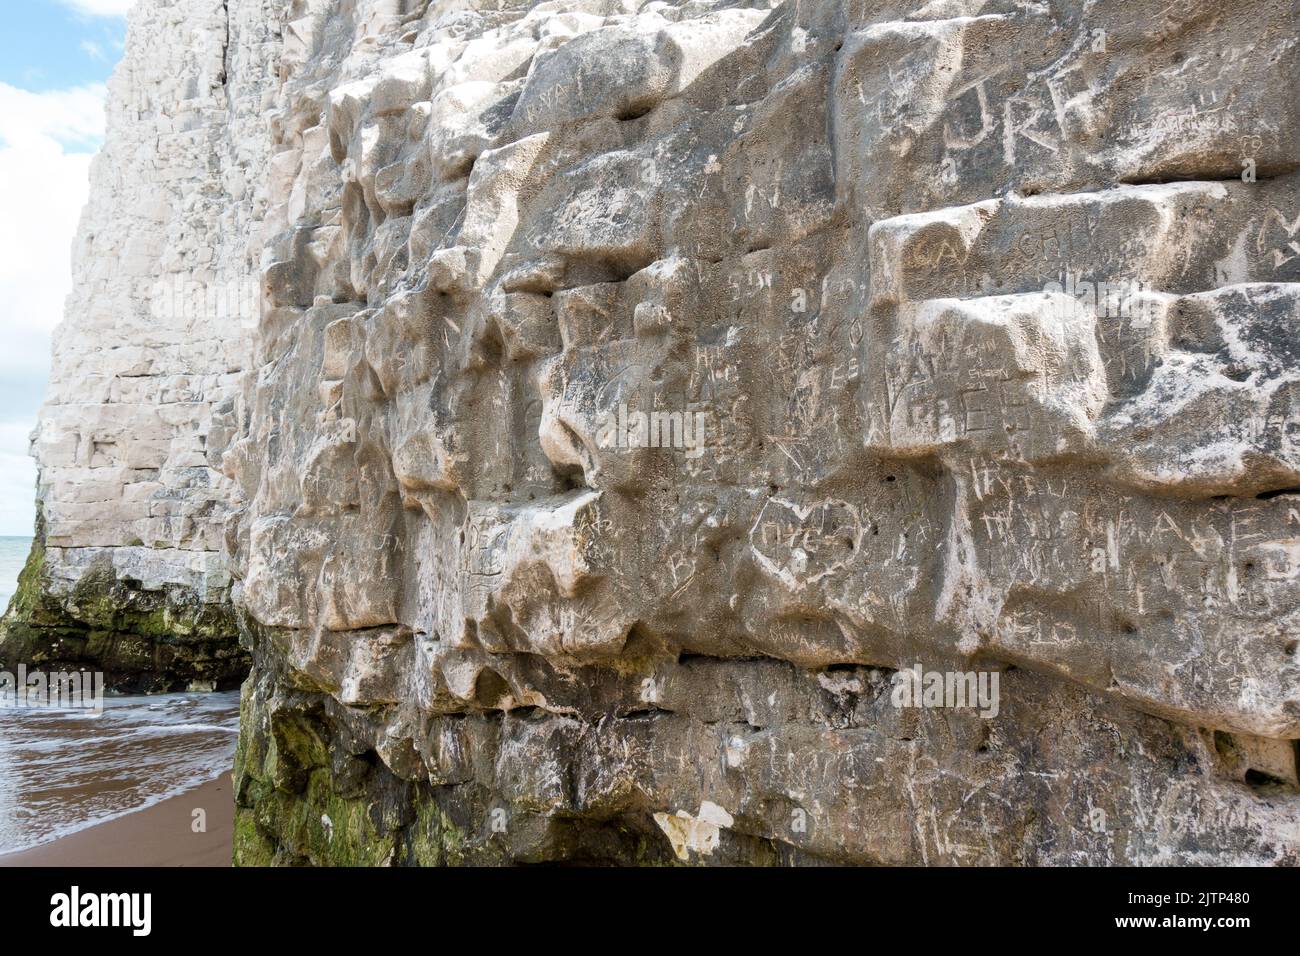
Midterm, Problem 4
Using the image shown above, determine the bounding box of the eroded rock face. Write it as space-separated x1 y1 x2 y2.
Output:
0 0 287 691
223 0 1300 865
14 0 1300 862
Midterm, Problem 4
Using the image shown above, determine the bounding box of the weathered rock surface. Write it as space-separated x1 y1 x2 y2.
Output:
0 0 286 690
17 0 1300 863
225 0 1300 865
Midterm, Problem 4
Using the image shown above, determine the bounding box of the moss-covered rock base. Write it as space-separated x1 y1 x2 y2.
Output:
0 522 248 693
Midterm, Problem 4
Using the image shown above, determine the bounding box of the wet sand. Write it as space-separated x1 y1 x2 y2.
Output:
0 774 233 867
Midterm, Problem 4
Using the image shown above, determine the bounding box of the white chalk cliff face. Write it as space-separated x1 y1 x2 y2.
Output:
0 0 282 691
12 0 1300 863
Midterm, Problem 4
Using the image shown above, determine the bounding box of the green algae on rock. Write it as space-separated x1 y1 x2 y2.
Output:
0 520 247 693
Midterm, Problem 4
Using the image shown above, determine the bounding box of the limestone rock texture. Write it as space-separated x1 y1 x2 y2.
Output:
14 0 1300 863
0 0 282 691
223 0 1300 866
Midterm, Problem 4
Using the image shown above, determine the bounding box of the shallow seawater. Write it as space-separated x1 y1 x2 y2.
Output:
0 539 240 854
0 691 241 854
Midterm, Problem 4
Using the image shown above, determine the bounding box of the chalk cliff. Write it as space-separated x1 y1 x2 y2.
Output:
13 0 1300 863
0 0 283 691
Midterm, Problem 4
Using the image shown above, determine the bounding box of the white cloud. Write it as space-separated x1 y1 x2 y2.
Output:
0 83 105 535
80 40 107 62
55 0 137 17
0 83 105 151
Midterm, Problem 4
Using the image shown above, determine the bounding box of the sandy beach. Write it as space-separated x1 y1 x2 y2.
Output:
0 774 233 867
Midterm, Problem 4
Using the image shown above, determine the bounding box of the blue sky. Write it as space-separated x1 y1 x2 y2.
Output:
0 2 129 94
0 1 131 535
